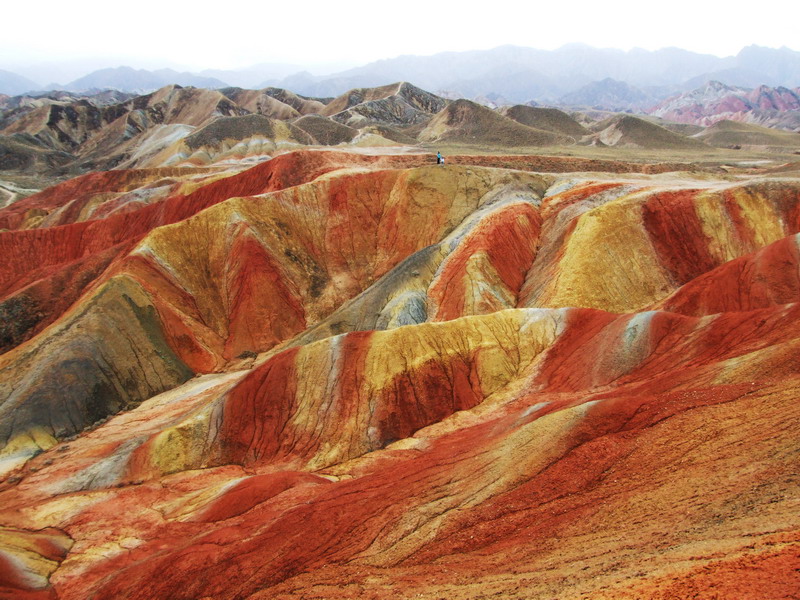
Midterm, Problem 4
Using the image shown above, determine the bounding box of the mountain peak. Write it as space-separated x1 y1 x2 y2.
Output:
0 69 42 95
704 80 736 92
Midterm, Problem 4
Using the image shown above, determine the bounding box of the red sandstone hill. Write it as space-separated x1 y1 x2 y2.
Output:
650 80 800 131
0 149 799 600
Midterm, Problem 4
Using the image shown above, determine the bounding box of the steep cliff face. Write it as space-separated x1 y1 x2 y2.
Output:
1 149 799 600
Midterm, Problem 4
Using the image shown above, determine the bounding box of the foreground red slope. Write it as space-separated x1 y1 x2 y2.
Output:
1 303 797 599
655 232 800 315
4 162 800 475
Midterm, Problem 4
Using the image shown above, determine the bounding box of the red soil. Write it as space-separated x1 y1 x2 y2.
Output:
429 202 542 320
658 234 800 315
0 298 797 599
0 151 709 356
222 225 307 360
642 189 719 283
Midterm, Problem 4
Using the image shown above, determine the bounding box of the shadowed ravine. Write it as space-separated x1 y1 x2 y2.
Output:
0 149 799 600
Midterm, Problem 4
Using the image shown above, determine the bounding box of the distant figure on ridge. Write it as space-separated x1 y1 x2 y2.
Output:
436 151 445 165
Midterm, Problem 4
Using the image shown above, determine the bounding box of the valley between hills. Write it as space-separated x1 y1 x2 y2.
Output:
0 80 799 599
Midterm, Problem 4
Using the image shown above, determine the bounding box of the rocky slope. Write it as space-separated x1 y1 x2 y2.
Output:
499 104 589 139
3 86 244 150
0 85 332 174
0 147 799 599
0 85 250 174
321 82 447 128
0 83 442 176
291 115 359 145
218 87 328 120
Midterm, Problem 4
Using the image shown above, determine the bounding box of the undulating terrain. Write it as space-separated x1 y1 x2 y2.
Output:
1 79 799 600
3 79 799 194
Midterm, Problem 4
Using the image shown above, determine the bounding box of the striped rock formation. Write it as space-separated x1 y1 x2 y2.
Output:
0 150 799 599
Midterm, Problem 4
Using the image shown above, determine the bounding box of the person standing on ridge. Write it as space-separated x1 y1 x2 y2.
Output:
436 151 444 165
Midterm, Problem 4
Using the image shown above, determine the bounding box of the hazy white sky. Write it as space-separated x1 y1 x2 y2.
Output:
3 0 798 75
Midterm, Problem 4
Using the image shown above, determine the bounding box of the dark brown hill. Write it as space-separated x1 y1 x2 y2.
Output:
585 114 710 149
696 119 800 148
360 124 418 145
183 114 314 150
1 85 246 157
500 105 589 139
1 99 118 152
419 99 572 147
118 85 246 128
0 134 74 174
322 82 447 127
292 115 358 145
220 88 301 120
322 82 443 115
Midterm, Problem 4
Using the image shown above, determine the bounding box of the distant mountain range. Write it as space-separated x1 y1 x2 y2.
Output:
64 66 229 93
558 78 657 111
262 44 800 104
0 69 41 96
2 44 800 106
